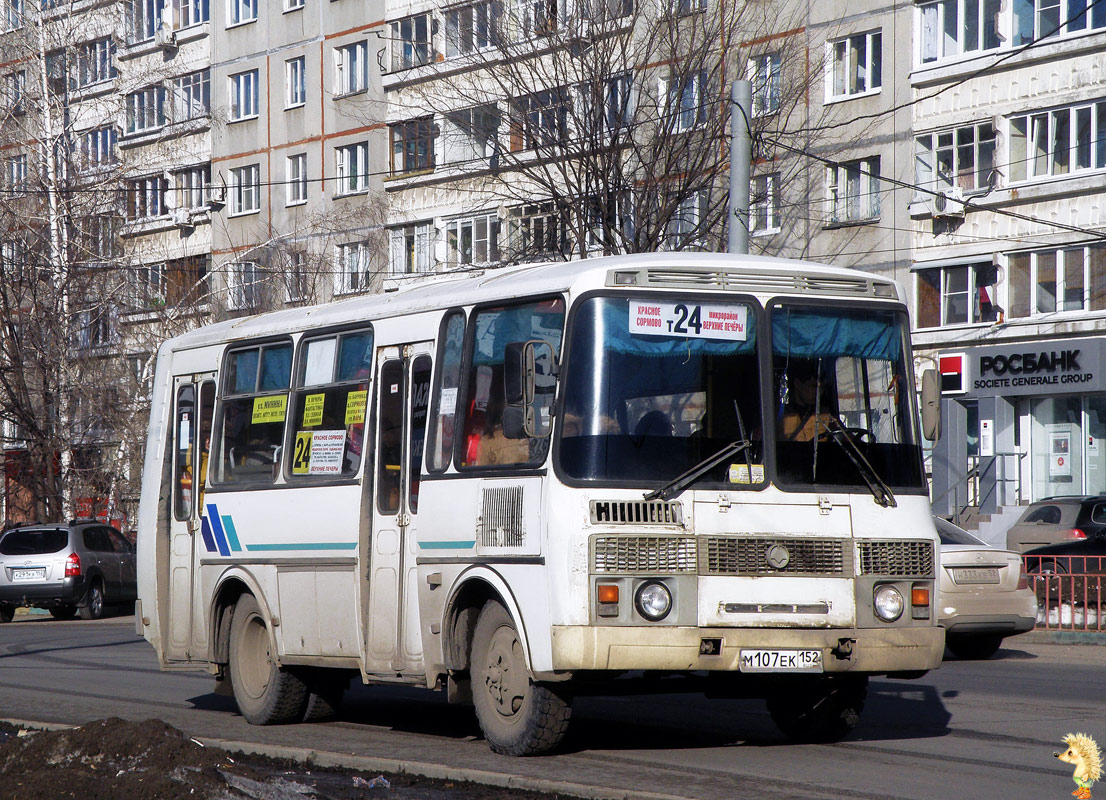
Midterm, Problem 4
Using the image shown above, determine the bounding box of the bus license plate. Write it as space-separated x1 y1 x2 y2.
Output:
12 568 45 581
739 649 823 673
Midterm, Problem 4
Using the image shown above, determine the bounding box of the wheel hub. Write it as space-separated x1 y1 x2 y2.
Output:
484 626 526 719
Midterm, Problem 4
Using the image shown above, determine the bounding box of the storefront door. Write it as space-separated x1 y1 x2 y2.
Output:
1030 397 1106 497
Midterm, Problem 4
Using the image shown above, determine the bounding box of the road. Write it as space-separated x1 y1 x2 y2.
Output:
0 614 1099 800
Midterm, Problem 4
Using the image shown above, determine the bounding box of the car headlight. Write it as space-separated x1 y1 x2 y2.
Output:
873 584 904 622
634 581 672 622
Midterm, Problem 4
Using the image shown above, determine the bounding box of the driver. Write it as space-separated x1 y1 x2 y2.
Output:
779 361 836 442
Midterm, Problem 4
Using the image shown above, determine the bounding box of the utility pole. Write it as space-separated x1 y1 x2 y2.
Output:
728 80 751 255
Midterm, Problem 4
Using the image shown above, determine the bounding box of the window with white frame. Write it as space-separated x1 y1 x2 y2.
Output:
665 190 708 249
1008 245 1106 318
228 69 258 120
390 119 435 173
284 250 308 302
582 191 634 253
77 38 115 88
334 141 369 194
581 0 631 22
285 0 303 10
173 0 209 28
668 0 704 15
5 70 24 108
827 30 881 100
74 306 114 350
334 41 367 95
390 14 432 71
174 165 209 209
917 0 1001 64
127 0 161 42
1011 0 1106 44
5 154 27 193
748 52 780 116
80 216 118 262
915 262 1000 327
444 105 499 164
174 69 210 121
388 223 433 275
664 71 706 133
1009 100 1106 182
286 153 307 205
227 0 256 25
508 202 567 259
132 262 167 306
285 56 305 107
126 86 166 133
602 72 633 132
915 122 996 192
3 0 21 31
81 126 117 167
446 214 500 266
512 0 558 38
229 164 260 215
827 156 880 223
335 241 372 293
445 0 501 57
750 173 780 235
511 88 569 150
127 175 168 220
228 261 263 309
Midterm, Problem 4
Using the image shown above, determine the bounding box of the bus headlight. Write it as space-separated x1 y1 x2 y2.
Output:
634 581 672 622
873 584 904 622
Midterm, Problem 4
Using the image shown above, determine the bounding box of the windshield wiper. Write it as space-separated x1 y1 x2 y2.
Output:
820 417 897 508
644 440 751 502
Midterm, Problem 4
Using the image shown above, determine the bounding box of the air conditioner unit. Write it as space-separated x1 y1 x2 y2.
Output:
155 24 177 50
171 207 194 230
204 184 226 210
933 186 966 219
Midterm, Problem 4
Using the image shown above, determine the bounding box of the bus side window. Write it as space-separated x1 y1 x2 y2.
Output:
427 311 465 473
173 385 195 520
216 342 292 484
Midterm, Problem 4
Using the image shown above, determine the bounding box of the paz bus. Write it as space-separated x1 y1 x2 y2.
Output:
135 252 943 754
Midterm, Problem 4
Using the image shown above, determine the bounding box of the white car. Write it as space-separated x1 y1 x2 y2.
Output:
936 517 1038 660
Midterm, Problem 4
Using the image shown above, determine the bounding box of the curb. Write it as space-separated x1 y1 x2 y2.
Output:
1020 629 1106 646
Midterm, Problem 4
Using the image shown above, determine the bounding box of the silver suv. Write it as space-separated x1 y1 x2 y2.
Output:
0 521 136 622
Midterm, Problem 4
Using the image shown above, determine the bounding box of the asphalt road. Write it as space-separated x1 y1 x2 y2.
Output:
0 614 1101 800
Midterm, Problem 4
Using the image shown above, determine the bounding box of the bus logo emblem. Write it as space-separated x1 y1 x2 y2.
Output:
766 544 790 570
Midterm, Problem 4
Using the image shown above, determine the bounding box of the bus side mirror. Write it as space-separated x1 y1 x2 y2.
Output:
503 340 555 439
920 369 941 442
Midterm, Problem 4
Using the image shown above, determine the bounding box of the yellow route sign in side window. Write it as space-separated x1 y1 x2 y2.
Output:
302 393 325 427
252 394 288 425
345 390 367 425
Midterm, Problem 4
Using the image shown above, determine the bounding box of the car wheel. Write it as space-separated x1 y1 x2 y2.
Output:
0 606 13 623
50 605 77 621
79 581 105 620
1028 559 1067 603
471 600 572 756
228 594 308 725
767 675 868 743
946 634 1004 660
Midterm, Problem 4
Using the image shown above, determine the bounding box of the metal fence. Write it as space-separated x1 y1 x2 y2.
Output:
1024 555 1106 632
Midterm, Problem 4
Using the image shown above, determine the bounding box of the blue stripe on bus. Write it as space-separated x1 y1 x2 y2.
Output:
418 540 477 550
244 542 358 551
205 504 231 556
199 515 218 553
221 516 243 552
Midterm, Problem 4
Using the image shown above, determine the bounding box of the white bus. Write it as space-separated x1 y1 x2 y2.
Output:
136 253 943 754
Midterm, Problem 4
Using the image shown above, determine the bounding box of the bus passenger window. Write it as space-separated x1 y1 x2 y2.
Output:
216 342 292 484
173 385 195 520
427 312 464 472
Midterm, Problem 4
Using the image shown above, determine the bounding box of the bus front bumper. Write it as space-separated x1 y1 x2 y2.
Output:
549 625 945 674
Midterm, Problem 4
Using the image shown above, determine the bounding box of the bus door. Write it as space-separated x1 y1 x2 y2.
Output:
365 343 433 676
166 373 216 663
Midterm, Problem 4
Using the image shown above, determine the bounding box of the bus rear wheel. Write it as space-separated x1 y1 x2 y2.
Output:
229 594 307 725
767 675 867 743
471 601 572 756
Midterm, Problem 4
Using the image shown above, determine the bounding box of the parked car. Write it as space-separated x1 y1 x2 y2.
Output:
1005 496 1106 553
936 517 1037 660
0 520 136 622
1024 534 1106 605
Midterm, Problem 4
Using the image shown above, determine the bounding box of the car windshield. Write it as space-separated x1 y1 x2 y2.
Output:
934 517 987 546
0 529 68 556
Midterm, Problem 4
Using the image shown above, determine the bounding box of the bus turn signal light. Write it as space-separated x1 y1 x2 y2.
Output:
597 584 619 604
911 584 930 619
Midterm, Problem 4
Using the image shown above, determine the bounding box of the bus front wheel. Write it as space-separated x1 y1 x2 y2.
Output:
228 594 307 725
767 675 867 743
471 601 572 756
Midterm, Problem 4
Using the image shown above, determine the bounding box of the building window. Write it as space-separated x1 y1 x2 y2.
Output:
229 164 260 215
668 0 704 15
174 69 210 121
827 30 881 100
174 0 209 28
1009 100 1106 182
74 306 114 350
390 14 432 71
748 52 780 116
446 214 500 266
445 0 501 57
508 202 567 259
285 0 303 10
127 0 161 42
827 156 880 223
1008 246 1106 318
602 72 633 133
334 141 369 194
77 38 115 88
916 262 1000 328
228 69 258 120
665 190 709 249
284 251 309 302
3 0 22 31
81 126 117 168
390 118 435 173
444 105 499 164
174 166 210 209
5 154 27 193
1012 0 1106 43
581 0 631 22
126 175 168 220
388 223 433 275
227 0 256 25
228 261 264 309
126 86 166 134
511 88 569 150
286 153 307 205
664 71 706 133
917 0 1001 63
5 70 25 108
750 173 780 235
915 122 996 192
334 41 368 95
512 0 558 38
285 56 305 107
335 241 372 293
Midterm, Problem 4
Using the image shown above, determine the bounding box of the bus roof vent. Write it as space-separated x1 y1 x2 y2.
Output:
632 268 879 298
590 500 684 526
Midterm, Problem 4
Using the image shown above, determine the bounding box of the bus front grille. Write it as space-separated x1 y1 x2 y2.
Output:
590 500 684 526
704 537 847 576
857 540 935 578
592 535 697 573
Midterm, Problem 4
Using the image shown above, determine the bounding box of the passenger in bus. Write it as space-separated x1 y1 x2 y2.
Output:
476 404 530 466
779 361 837 443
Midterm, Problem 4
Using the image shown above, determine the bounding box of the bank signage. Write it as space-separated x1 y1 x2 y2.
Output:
955 338 1105 397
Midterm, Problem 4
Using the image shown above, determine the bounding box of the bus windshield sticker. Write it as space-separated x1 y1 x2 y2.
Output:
252 395 287 424
345 390 367 425
302 394 325 427
728 463 764 484
630 302 748 341
440 386 457 415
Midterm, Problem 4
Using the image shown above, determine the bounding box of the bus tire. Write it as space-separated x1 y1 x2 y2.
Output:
229 594 307 725
302 669 347 723
767 675 867 743
471 601 571 756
